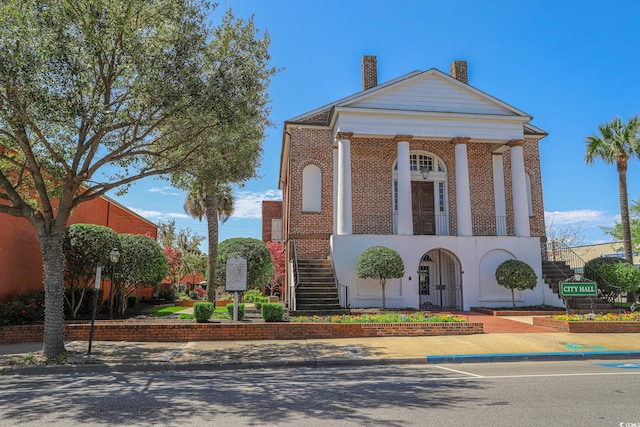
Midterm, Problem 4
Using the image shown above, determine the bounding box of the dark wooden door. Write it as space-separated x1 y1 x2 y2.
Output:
412 181 435 235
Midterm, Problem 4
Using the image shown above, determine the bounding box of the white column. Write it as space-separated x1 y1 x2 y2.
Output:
332 142 339 235
492 153 507 236
396 136 413 235
509 140 530 237
454 138 473 236
336 132 353 235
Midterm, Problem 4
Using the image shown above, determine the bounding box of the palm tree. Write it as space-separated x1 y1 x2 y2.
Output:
184 183 235 302
585 116 640 302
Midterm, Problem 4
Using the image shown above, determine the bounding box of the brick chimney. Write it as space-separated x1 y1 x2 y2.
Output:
362 55 378 91
450 60 468 84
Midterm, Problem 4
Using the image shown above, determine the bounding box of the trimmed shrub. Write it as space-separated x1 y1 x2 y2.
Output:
226 303 246 320
193 302 214 322
243 289 262 303
584 256 640 303
254 296 269 310
495 259 537 308
0 291 45 325
356 246 405 309
262 302 284 322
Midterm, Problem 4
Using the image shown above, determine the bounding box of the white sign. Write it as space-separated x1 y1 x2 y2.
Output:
94 265 102 289
225 256 247 292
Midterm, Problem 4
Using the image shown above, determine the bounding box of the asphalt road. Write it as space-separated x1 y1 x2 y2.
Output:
1 360 640 426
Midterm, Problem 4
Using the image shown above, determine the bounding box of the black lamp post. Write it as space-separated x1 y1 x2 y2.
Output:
108 248 120 320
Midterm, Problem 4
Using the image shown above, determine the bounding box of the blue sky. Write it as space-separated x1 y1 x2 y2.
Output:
110 0 640 249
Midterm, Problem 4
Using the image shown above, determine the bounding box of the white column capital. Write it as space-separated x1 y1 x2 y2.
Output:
394 135 413 143
336 132 353 141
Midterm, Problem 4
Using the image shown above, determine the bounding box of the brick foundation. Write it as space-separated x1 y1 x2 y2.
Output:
0 321 483 344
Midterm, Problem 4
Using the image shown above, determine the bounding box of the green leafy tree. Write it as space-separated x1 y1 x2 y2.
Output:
584 256 640 303
215 238 273 292
114 234 167 315
356 247 405 309
63 224 119 319
0 1 268 357
601 197 640 256
585 116 640 302
495 259 537 308
184 184 235 301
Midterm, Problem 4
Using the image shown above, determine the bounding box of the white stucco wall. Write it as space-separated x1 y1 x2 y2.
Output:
330 234 561 310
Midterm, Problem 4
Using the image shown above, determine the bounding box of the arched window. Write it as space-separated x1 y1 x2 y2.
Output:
302 164 322 212
392 151 448 235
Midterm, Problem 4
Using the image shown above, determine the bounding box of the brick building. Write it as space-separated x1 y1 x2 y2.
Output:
278 56 557 310
0 195 157 302
261 200 283 243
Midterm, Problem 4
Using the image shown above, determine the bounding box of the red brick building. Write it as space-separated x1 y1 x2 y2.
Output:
278 56 558 311
261 200 283 243
0 195 157 302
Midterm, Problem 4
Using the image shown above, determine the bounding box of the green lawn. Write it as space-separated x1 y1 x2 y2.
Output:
142 305 188 317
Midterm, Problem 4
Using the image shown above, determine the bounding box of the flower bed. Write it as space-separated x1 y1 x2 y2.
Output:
533 312 640 333
292 312 467 323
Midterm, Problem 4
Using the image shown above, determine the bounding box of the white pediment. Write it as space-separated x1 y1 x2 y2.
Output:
342 70 526 118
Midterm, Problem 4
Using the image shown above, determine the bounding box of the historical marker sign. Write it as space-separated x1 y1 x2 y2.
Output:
560 282 597 297
225 256 247 292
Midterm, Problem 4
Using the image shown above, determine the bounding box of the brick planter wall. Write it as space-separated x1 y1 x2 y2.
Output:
533 317 640 333
0 321 483 344
471 307 565 316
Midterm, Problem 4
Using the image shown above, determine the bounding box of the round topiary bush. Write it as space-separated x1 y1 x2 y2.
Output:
495 259 537 308
193 302 214 323
584 256 640 303
261 302 284 322
356 246 405 309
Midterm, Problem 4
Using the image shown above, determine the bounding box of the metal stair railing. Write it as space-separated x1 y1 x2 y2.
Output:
288 240 300 312
330 255 348 309
544 240 623 307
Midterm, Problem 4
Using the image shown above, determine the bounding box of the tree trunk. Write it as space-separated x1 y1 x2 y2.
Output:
617 161 636 302
511 288 516 308
37 232 67 358
381 280 386 309
205 195 220 302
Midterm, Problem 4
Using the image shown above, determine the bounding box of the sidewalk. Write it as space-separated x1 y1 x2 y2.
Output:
2 315 640 375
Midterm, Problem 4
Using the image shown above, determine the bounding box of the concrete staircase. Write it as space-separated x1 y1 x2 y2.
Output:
541 260 613 311
292 258 348 316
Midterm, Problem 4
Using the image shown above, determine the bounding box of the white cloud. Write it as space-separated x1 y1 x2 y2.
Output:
232 189 282 219
129 207 189 220
544 209 619 226
148 186 180 196
166 212 190 219
129 207 164 218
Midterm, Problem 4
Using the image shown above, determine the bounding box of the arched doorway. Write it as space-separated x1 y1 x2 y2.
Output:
418 249 462 310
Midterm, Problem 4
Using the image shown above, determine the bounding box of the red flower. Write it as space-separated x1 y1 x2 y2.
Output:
21 310 26 314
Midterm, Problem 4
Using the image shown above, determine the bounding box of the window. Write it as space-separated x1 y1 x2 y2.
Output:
302 164 321 212
526 173 533 216
271 219 283 242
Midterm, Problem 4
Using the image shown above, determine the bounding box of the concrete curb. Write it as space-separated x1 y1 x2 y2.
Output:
425 350 640 364
3 352 640 375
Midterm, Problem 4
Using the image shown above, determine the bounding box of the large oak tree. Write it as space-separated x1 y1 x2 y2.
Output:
0 0 273 356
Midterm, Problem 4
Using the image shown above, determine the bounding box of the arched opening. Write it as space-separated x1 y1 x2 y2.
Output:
418 249 462 309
